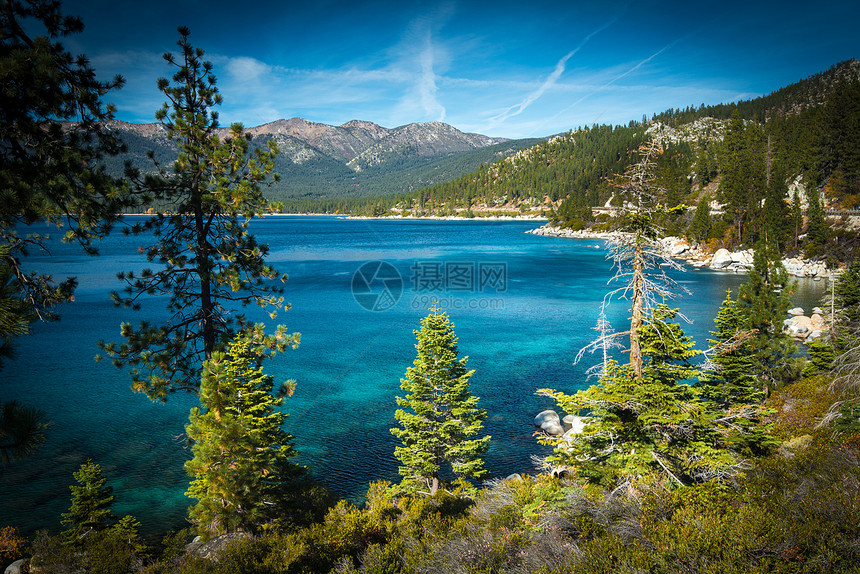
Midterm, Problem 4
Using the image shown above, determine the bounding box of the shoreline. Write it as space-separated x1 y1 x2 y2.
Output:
525 224 838 280
119 212 549 222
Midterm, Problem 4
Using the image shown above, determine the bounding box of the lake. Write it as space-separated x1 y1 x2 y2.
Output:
0 216 827 536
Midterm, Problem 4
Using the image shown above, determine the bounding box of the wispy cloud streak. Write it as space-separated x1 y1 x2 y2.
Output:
491 16 620 124
419 33 446 121
544 37 683 129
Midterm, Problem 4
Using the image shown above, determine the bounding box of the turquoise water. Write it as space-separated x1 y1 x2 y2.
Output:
0 217 827 536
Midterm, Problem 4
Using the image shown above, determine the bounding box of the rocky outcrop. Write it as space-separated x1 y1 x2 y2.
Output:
527 227 838 279
784 307 828 342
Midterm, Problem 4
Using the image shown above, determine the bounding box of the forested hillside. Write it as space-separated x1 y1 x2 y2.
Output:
359 60 860 260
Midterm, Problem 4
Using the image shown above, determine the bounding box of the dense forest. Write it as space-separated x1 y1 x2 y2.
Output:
3 1 860 573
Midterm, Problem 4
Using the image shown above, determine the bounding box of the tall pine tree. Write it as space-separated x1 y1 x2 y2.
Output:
391 307 490 495
99 28 296 400
185 335 303 537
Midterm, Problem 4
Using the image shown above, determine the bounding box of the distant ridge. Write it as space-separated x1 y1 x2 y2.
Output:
100 118 536 203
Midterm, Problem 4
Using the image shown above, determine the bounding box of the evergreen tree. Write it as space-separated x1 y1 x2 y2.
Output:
697 291 773 456
718 111 766 244
99 28 296 400
791 189 803 249
688 192 712 241
738 242 798 388
0 399 49 465
2 0 131 460
805 191 829 255
699 291 764 407
185 335 303 537
61 460 116 546
391 307 490 495
540 306 745 487
1 0 129 316
762 161 791 247
835 258 860 333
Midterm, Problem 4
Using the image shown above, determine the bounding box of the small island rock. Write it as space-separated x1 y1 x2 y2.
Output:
534 409 564 436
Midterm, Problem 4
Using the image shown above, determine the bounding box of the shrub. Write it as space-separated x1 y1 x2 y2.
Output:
0 526 26 568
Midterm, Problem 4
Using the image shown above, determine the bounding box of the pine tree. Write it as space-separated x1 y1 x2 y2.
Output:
697 291 773 456
391 307 490 495
185 335 303 537
699 291 764 407
762 161 791 247
540 306 745 487
1 0 129 314
99 28 296 399
688 192 712 241
791 189 803 249
738 242 798 388
805 191 829 255
61 460 116 546
2 0 131 460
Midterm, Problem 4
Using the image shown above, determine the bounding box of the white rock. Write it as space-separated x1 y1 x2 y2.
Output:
534 410 564 436
788 307 805 316
710 249 733 269
563 415 587 434
812 307 824 315
731 250 754 265
4 560 26 574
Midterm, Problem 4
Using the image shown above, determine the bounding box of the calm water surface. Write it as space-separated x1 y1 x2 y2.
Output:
0 217 827 535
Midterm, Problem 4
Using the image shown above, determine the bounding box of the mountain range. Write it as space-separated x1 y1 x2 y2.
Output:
103 117 541 203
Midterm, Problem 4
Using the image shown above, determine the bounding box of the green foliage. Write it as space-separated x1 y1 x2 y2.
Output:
0 0 131 296
718 110 768 244
0 399 49 465
391 306 490 495
99 28 296 399
805 191 830 256
698 290 765 407
803 339 836 378
738 242 799 387
185 335 304 537
541 306 753 487
688 192 712 241
61 460 117 546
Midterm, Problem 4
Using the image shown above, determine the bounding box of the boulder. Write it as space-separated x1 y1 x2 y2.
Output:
731 250 754 265
710 248 733 269
788 307 805 316
785 315 814 339
534 410 564 436
810 313 825 327
4 560 26 574
562 415 587 434
812 307 824 315
670 239 690 256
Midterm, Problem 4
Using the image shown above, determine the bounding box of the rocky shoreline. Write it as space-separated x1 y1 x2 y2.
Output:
527 224 836 343
526 225 836 279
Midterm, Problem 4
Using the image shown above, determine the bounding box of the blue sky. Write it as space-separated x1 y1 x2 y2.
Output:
60 0 858 139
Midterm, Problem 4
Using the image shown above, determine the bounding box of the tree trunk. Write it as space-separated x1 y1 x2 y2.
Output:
630 241 644 379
